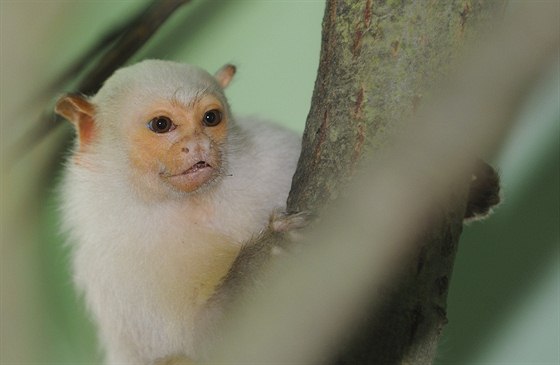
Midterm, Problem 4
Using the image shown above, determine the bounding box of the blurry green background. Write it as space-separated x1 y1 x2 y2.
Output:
1 1 558 364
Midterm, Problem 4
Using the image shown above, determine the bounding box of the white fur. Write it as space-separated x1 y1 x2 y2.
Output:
60 60 301 364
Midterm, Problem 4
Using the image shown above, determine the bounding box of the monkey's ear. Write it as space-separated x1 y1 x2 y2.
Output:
214 64 236 88
55 94 96 148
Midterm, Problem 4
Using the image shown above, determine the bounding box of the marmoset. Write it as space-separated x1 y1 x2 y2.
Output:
56 60 301 364
56 59 500 365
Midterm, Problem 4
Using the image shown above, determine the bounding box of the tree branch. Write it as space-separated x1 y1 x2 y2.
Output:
78 0 191 95
10 0 191 165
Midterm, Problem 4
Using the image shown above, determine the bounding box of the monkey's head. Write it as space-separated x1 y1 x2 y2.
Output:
55 60 237 199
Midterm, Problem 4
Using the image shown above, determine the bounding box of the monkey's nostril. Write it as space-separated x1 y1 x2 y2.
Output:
182 147 190 153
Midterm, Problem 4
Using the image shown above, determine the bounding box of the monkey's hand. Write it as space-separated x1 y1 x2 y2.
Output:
269 210 312 251
219 210 312 283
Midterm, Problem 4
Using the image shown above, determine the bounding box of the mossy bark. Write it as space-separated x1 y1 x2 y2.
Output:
284 1 505 364
288 0 505 212
214 1 559 363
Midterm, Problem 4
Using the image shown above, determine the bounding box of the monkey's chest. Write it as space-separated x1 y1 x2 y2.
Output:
74 227 240 360
153 230 240 311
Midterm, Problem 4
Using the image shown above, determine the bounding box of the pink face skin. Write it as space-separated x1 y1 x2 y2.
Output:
126 94 229 195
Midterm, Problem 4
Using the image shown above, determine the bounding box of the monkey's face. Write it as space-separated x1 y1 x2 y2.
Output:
126 94 229 195
55 61 238 199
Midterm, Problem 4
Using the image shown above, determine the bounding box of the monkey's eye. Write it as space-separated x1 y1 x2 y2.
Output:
202 110 222 127
148 116 175 133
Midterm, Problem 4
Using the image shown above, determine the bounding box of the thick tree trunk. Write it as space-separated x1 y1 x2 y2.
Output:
211 1 560 364
288 0 505 213
288 1 504 363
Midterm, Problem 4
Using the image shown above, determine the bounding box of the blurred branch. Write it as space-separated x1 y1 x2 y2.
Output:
208 1 559 364
45 3 151 94
10 0 191 165
78 0 191 95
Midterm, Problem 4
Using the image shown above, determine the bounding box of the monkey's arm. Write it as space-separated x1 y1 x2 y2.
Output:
211 211 308 302
195 211 309 351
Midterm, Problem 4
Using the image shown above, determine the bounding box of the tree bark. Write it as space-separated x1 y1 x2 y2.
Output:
289 0 506 212
290 1 504 363
209 1 560 364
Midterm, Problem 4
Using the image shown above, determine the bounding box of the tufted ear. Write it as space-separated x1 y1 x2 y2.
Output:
55 94 96 149
214 64 236 88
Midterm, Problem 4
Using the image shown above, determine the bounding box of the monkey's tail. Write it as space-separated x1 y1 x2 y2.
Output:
464 159 501 221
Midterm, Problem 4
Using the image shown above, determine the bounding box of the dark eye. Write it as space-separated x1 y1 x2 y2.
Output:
203 110 222 127
148 116 175 133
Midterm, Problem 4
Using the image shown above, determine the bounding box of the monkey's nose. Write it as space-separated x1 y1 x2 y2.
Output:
181 138 210 155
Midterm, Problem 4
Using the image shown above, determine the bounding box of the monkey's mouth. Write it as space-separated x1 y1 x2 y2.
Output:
160 160 217 192
184 161 212 174
161 161 212 177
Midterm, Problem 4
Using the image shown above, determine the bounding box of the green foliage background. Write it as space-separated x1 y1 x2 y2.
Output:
1 1 558 364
